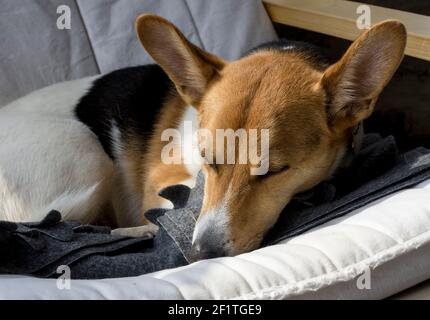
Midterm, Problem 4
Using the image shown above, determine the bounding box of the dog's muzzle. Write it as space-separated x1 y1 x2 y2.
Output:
189 241 228 262
189 221 230 261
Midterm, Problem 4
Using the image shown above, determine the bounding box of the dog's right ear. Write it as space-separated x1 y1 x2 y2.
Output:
136 14 225 105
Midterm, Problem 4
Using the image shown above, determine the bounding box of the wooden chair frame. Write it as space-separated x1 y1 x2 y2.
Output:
263 0 430 61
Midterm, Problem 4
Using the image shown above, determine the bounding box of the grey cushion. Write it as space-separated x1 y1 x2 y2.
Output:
0 0 277 106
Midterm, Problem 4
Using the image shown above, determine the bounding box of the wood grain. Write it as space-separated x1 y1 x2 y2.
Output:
263 0 430 61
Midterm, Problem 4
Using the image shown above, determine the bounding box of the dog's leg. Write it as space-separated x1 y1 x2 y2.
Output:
142 163 196 214
111 223 159 238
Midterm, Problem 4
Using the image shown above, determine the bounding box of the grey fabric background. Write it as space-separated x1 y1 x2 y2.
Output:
0 0 277 106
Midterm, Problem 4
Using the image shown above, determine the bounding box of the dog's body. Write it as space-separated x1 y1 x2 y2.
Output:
75 65 200 227
0 16 406 259
0 76 112 223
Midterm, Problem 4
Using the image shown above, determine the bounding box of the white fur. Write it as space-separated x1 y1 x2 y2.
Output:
110 120 123 160
177 106 202 188
192 204 230 250
0 77 114 223
282 45 295 51
192 186 230 245
0 83 203 226
111 224 159 238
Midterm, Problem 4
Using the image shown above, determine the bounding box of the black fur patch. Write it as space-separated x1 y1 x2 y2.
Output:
75 65 174 159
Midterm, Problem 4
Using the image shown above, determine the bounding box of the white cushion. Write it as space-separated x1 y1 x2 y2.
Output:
1 179 429 299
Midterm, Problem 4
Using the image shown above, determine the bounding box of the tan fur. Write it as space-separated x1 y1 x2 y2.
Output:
196 50 345 253
140 95 192 214
132 15 406 257
118 92 193 223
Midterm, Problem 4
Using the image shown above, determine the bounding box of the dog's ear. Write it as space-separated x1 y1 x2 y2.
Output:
321 20 406 131
136 14 225 104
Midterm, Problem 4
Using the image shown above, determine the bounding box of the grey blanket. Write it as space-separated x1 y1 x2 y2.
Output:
1 134 430 279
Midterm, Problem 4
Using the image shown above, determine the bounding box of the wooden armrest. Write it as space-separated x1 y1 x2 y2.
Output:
263 0 430 61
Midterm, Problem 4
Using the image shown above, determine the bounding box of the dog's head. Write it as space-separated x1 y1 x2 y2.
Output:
136 15 406 259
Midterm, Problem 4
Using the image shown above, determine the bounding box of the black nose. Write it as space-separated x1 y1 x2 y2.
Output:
189 242 228 262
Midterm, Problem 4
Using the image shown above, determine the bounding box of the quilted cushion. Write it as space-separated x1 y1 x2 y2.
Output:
1 179 429 299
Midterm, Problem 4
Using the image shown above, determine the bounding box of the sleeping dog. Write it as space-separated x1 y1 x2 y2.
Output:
0 15 406 259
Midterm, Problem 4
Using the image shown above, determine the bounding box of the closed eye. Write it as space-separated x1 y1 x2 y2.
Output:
259 165 290 179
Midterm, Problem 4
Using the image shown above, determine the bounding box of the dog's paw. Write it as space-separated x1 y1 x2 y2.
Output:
111 224 159 238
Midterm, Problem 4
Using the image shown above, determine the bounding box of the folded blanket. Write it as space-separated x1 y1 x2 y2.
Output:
263 134 430 244
1 134 429 279
0 211 154 277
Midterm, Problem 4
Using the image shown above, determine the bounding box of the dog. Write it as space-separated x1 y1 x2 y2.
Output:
0 14 406 260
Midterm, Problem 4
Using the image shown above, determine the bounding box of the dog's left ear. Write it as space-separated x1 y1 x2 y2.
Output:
136 14 225 105
321 20 406 131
